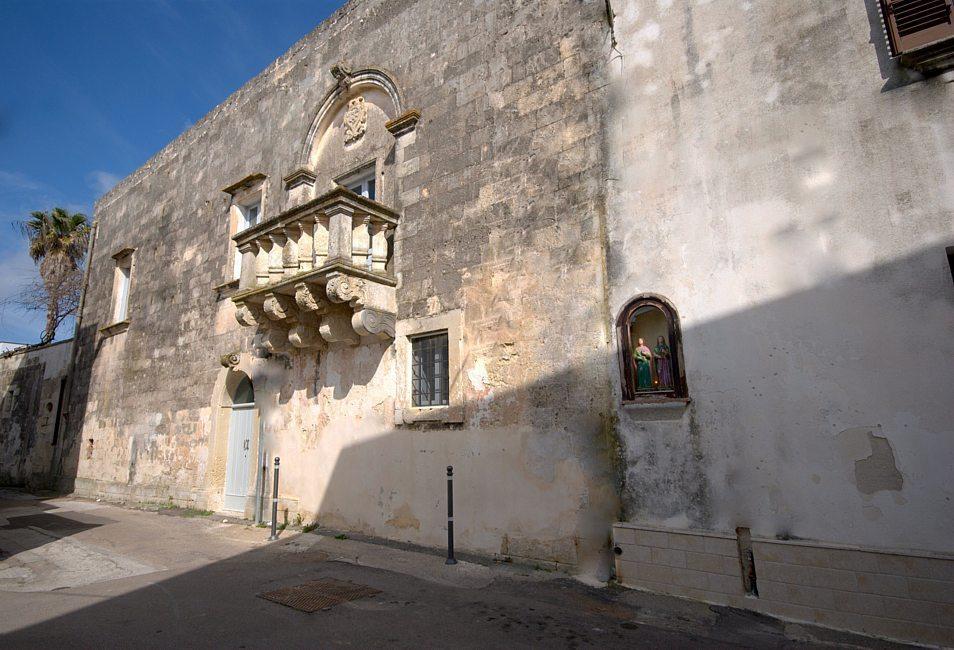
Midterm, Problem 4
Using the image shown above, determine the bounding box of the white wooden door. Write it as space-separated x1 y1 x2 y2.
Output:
224 404 254 512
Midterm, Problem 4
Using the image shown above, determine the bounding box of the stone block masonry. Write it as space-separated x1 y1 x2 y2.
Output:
613 523 954 647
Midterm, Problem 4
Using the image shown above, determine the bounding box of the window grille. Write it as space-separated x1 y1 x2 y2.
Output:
411 332 449 407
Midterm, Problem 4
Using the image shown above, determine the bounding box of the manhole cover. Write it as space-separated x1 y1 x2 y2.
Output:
259 578 381 612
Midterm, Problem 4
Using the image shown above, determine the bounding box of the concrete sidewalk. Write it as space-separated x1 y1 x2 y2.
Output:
0 490 913 648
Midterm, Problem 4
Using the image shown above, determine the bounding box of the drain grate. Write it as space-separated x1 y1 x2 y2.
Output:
259 578 381 612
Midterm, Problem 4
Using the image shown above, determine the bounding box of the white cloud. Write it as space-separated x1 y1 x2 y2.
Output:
0 170 43 193
87 170 121 194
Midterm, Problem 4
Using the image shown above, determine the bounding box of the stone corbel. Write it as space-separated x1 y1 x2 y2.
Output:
331 61 353 92
235 302 264 327
352 308 396 339
319 309 360 346
288 310 325 350
219 352 240 368
295 282 329 315
325 274 367 308
255 323 290 354
262 293 297 321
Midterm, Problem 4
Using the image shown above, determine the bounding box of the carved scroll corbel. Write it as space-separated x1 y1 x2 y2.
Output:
263 292 297 321
219 352 240 368
295 282 329 314
352 309 396 339
325 274 367 308
235 302 263 328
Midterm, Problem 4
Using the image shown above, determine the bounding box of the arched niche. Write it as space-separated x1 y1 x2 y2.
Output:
298 69 404 205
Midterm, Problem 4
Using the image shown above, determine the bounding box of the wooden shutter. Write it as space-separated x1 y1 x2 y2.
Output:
882 0 954 54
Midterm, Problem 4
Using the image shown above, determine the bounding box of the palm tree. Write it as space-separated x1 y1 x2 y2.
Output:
17 207 91 344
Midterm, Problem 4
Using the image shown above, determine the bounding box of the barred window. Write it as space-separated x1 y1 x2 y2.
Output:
411 332 449 407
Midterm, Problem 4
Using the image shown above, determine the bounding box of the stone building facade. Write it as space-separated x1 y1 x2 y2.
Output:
32 0 954 645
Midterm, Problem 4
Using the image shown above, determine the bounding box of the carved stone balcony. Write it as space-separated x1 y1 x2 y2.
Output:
231 186 398 353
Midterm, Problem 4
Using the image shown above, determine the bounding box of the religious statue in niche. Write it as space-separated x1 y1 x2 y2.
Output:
343 95 368 144
633 338 654 391
654 335 673 389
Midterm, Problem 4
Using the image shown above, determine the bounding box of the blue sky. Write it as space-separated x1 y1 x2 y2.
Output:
0 0 344 344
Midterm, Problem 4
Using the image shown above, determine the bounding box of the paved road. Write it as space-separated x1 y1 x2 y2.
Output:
0 490 909 649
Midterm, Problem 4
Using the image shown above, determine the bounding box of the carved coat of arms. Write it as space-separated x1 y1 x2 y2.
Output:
343 96 368 144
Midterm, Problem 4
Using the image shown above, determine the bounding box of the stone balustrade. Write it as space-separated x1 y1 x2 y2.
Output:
231 186 398 352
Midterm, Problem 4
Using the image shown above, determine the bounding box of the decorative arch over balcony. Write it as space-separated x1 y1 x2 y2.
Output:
299 65 405 168
230 63 419 357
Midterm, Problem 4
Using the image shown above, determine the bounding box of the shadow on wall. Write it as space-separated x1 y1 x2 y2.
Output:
47 243 954 564
613 242 954 549
52 322 101 496
0 362 46 487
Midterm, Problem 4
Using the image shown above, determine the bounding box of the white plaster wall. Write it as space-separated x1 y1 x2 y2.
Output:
607 0 954 552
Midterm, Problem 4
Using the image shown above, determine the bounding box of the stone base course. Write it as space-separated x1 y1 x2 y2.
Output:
614 522 954 647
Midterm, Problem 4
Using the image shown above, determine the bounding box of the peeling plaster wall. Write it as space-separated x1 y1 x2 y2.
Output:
607 0 954 553
61 0 619 569
0 341 71 488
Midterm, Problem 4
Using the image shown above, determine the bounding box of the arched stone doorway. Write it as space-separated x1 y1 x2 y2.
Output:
223 372 256 512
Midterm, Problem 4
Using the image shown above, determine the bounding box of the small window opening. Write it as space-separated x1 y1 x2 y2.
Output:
112 252 133 322
233 198 261 279
411 332 449 407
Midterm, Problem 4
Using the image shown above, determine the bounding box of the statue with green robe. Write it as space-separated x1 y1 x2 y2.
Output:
633 337 653 391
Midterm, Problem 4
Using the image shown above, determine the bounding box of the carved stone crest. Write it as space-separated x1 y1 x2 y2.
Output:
343 96 368 145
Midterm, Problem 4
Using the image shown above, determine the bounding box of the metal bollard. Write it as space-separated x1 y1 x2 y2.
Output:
268 457 280 541
445 465 457 565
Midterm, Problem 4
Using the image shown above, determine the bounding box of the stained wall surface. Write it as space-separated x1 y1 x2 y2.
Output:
0 341 71 488
59 0 619 571
606 0 954 554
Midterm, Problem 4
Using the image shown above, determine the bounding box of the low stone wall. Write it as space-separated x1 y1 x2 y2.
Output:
0 340 71 489
613 522 954 647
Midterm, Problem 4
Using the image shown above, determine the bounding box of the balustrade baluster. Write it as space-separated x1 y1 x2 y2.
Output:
268 232 286 283
370 221 389 272
255 237 271 286
283 224 300 277
352 215 371 269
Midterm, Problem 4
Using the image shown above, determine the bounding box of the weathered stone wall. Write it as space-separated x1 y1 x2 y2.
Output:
0 340 71 488
62 0 619 570
606 0 954 556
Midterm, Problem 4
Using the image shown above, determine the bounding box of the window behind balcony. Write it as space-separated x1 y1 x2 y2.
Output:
233 198 261 279
337 165 376 200
411 332 449 407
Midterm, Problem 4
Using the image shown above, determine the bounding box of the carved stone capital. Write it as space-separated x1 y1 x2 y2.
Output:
352 308 395 339
262 293 296 321
325 274 367 308
295 282 329 314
